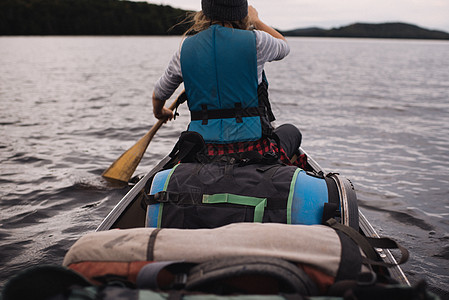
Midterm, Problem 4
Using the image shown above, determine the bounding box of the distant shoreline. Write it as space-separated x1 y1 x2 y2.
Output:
1 0 448 40
281 22 449 40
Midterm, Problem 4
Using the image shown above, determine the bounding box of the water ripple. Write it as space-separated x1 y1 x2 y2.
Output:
1 36 448 296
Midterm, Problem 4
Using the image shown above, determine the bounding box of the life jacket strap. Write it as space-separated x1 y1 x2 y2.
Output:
191 103 264 124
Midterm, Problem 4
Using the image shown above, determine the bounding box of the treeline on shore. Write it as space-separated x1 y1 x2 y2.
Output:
2 0 449 39
0 0 190 35
281 23 449 40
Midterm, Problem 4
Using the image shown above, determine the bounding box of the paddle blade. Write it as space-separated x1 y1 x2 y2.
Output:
102 92 183 182
102 129 155 182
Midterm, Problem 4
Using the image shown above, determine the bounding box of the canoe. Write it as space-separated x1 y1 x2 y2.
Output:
96 147 410 286
3 147 416 300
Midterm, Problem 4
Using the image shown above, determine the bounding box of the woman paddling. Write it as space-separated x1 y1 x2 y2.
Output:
152 0 302 165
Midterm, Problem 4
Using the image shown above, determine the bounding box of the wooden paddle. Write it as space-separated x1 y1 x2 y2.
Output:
102 94 182 182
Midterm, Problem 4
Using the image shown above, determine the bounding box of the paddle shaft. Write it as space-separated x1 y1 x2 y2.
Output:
102 95 180 182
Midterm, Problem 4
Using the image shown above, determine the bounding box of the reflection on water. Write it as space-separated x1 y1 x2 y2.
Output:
0 36 448 296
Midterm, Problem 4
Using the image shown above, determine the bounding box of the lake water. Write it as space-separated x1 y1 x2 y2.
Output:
0 36 448 297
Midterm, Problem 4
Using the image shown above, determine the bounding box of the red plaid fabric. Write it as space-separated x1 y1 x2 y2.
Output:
206 138 307 169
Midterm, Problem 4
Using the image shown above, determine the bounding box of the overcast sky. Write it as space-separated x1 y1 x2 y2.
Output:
149 0 449 32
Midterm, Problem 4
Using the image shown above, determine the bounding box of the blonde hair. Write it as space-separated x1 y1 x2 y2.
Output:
180 11 251 37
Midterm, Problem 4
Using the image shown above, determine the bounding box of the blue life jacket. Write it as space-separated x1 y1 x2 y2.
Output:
181 25 272 144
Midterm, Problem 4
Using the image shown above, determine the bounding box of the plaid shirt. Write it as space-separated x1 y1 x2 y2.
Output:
206 138 307 169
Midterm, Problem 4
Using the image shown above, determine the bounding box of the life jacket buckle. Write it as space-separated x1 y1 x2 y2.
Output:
235 102 243 123
201 104 208 125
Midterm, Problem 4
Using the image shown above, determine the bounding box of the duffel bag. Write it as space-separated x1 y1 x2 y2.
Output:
63 221 408 292
145 160 344 229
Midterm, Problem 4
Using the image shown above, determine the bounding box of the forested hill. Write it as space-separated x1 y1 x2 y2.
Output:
282 22 449 40
0 0 190 35
2 0 449 39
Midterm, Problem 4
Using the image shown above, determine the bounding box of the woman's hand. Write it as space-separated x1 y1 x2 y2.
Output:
247 5 286 41
248 5 260 26
152 92 174 123
154 107 174 123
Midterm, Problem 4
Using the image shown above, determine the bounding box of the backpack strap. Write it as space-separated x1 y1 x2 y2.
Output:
326 218 409 267
186 256 318 296
334 229 363 281
136 256 318 296
136 261 195 290
322 176 340 223
147 228 162 261
164 131 207 169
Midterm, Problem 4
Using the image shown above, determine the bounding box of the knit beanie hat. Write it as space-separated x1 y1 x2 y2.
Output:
201 0 248 21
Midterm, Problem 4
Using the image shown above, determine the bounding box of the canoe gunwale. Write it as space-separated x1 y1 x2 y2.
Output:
96 156 170 232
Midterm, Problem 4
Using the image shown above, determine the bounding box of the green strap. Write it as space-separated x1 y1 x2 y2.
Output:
203 193 267 223
157 164 181 228
287 168 301 224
